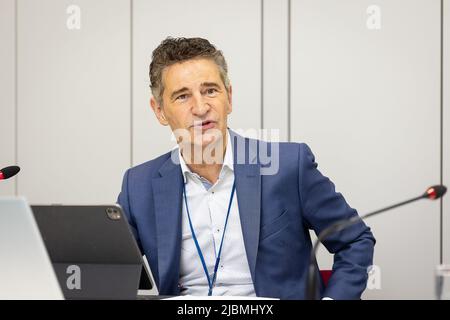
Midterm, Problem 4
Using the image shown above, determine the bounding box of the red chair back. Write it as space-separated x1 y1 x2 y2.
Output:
320 270 332 287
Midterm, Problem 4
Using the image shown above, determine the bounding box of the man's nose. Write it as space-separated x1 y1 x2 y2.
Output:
191 93 210 116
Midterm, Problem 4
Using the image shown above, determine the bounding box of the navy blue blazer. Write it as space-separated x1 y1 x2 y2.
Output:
117 130 375 299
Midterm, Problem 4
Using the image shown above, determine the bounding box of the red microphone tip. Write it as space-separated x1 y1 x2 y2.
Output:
424 185 447 200
426 188 437 199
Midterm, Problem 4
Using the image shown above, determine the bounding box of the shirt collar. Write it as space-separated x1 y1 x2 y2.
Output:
177 129 234 183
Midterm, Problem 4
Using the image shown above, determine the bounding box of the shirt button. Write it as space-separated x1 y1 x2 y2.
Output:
216 228 220 233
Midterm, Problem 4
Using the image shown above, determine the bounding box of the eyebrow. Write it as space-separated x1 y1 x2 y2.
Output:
170 82 222 101
200 82 221 89
170 87 189 101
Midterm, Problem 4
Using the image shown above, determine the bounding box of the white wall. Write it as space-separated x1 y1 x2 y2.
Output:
0 0 448 299
262 0 289 141
444 0 450 264
0 0 16 196
16 0 131 204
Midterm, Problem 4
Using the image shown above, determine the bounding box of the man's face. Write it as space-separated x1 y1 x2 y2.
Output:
150 58 232 149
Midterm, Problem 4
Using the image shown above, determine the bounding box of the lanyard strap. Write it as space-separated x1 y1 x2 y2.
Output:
182 180 236 296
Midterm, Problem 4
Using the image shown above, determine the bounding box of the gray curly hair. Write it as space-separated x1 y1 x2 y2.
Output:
149 37 230 105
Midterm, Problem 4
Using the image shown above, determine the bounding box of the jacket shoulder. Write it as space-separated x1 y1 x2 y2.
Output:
127 150 173 179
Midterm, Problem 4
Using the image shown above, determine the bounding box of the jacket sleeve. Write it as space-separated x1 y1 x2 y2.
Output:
298 143 376 299
117 168 143 252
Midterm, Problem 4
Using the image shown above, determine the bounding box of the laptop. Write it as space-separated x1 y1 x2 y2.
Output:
31 204 158 299
0 197 64 300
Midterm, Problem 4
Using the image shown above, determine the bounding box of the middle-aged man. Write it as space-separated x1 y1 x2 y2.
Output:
118 37 375 299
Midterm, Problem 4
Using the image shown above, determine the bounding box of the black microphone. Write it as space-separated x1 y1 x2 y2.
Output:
306 185 447 300
0 166 20 180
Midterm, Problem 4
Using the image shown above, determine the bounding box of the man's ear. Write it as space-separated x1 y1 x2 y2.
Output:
227 85 233 114
150 97 169 126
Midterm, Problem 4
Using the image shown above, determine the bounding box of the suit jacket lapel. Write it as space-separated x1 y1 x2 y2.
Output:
152 150 183 295
229 130 261 284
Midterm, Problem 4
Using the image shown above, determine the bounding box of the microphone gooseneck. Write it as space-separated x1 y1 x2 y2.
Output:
306 185 447 300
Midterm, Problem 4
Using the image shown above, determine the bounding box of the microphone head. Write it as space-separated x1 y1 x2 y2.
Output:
0 166 20 180
424 185 447 200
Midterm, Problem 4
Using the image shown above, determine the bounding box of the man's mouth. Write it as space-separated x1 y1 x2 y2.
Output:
192 120 216 130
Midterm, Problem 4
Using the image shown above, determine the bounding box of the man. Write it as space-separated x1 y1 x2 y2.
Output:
118 37 375 299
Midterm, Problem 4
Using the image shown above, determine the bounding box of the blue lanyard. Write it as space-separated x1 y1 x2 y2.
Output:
182 180 236 296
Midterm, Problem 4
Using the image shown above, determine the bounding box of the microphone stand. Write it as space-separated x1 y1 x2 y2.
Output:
306 185 447 300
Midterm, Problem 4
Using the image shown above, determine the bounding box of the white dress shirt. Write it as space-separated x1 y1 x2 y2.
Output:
177 130 256 296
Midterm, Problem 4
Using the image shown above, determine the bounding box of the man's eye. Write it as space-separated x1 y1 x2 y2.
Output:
206 88 217 95
177 94 188 101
